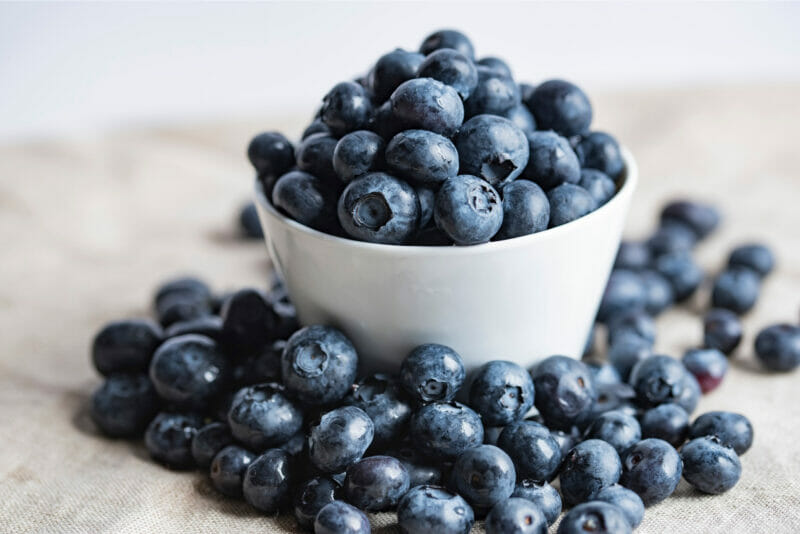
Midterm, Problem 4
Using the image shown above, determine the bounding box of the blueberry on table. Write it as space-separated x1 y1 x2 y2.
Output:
640 269 675 316
500 103 537 135
314 500 371 534
450 444 516 509
614 241 651 271
396 485 474 534
221 288 279 356
640 403 689 448
547 183 596 227
628 354 686 408
410 401 484 459
754 323 800 372
309 406 374 474
144 412 204 469
558 439 622 506
647 221 697 257
419 29 475 60
344 374 412 448
389 443 443 487
242 448 294 513
511 479 561 526
165 315 224 342
531 355 596 430
247 131 295 181
332 130 386 183
227 383 303 450
526 79 593 137
155 276 212 308
210 444 256 498
485 497 547 534
271 170 341 234
682 348 728 393
728 243 775 278
703 308 743 355
556 501 631 534
584 382 637 423
282 325 359 405
676 370 701 415
574 131 625 181
455 115 529 187
390 78 464 137
620 438 682 506
417 49 479 100
592 484 644 528
191 421 234 467
469 360 535 426
660 200 720 240
711 267 761 315
343 455 410 511
520 130 580 190
584 410 641 456
654 251 704 302
688 411 753 455
608 336 652 382
156 291 213 328
320 81 374 137
497 421 561 482
369 48 425 104
400 343 466 403
578 169 616 206
607 310 656 347
434 175 503 245
464 67 521 117
681 436 741 494
385 130 459 186
495 180 549 240
294 476 340 530
295 133 340 183
91 319 164 376
90 373 159 438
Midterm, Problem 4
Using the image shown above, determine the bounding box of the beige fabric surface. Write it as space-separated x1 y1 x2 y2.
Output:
1 85 799 533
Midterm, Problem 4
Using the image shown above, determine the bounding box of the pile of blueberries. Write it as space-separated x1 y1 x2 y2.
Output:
248 29 625 246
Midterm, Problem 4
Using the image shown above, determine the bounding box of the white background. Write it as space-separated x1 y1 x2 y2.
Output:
2 2 799 141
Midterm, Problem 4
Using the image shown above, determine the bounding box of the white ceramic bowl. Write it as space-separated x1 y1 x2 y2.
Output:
255 148 637 372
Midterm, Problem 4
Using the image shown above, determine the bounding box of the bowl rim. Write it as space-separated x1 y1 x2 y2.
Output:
255 145 637 257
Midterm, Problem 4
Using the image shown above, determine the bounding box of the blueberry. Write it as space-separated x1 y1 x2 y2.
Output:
296 133 340 183
434 175 503 245
369 49 425 103
654 251 704 302
495 180 549 240
420 29 475 60
242 448 294 513
144 412 203 469
469 360 535 426
410 401 484 459
607 310 656 347
728 243 775 278
332 130 386 183
584 410 641 456
559 439 621 505
210 444 256 498
90 373 159 437
247 131 295 185
156 291 213 328
640 403 689 448
676 371 701 415
550 428 580 458
309 406 374 474
531 355 596 430
271 170 340 234
371 100 408 141
417 49 479 100
640 269 675 316
578 169 616 206
526 79 592 137
234 339 285 386
755 324 800 372
574 131 624 181
711 267 761 315
660 200 720 240
155 276 212 308
620 438 682 506
688 411 753 455
386 130 459 186
591 485 644 528
628 355 686 408
450 445 516 509
547 184 596 227
585 360 622 388
681 436 741 494
648 221 697 257
391 78 464 137
282 325 359 405
222 288 279 355
345 374 412 448
585 383 637 423
500 104 537 136
608 336 652 382
166 315 224 342
343 455 410 511
400 343 466 403
614 241 651 271
682 348 728 393
321 81 373 137
315 500 371 534
465 68 521 117
91 319 163 376
520 131 581 190
227 383 304 450
497 421 561 482
416 186 435 229
511 480 561 526
703 308 743 355
191 422 234 467
389 444 443 487
455 115 529 188
485 497 547 534
303 119 331 140
397 485 474 534
294 476 340 530
556 501 631 534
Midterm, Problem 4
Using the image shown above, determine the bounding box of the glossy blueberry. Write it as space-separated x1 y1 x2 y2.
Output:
294 476 340 530
755 324 800 372
547 184 596 227
417 49 478 100
310 406 374 474
682 348 728 393
332 130 386 183
191 422 234 468
420 29 475 60
416 186 435 228
607 310 656 347
400 343 466 403
450 445 516 509
144 412 203 469
295 133 339 183
620 438 682 506
303 118 331 140
654 251 704 302
465 68 521 117
591 485 644 528
469 360 535 425
557 501 631 534
608 336 652 382
243 448 294 513
629 355 686 408
345 374 412 447
397 485 474 534
521 131 581 190
531 355 596 430
321 81 373 137
148 334 229 409
391 78 464 137
485 497 547 534
344 455 410 511
90 373 159 437
660 200 720 240
227 383 304 450
315 500 370 534
585 410 641 456
455 115 529 187
688 411 753 455
247 131 295 184
526 79 592 137
496 180 549 240
728 243 775 278
559 439 621 506
648 221 697 257
500 104 537 136
574 131 624 181
614 241 651 271
681 436 741 494
703 308 743 355
640 403 689 448
389 444 443 487
578 169 616 206
210 445 256 498
221 288 278 356
166 315 224 343
386 130 459 186
92 319 164 376
434 175 503 245
410 401 483 459
677 371 701 415
640 269 675 316
711 267 761 315
369 49 425 103
272 170 340 233
511 480 561 526
497 421 561 482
